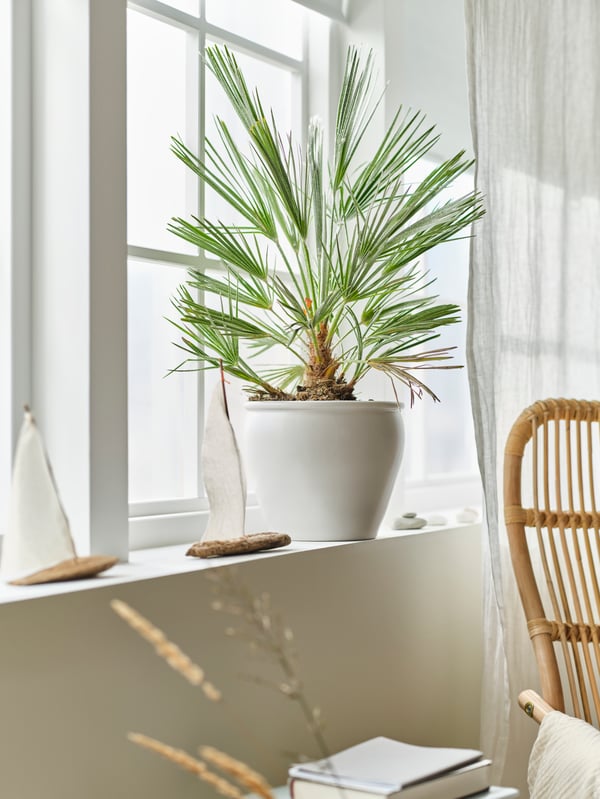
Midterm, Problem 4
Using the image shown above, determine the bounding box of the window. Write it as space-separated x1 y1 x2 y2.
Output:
2 0 477 561
0 0 338 558
127 0 328 547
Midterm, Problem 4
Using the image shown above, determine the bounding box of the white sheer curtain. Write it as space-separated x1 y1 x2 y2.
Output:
465 1 600 794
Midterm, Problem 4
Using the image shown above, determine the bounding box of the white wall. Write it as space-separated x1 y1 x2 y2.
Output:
383 0 472 159
0 528 482 799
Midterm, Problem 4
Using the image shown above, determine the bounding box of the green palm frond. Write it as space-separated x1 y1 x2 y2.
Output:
168 218 270 279
344 108 438 214
333 48 381 191
168 44 485 401
171 135 277 239
205 45 308 237
184 269 272 310
259 364 306 392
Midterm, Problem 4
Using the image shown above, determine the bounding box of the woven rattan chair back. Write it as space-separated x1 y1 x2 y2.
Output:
505 398 600 725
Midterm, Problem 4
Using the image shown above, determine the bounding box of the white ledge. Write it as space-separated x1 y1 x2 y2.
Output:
0 519 480 606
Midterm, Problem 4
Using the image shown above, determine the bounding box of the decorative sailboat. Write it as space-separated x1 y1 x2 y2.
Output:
186 370 290 558
1 407 118 585
200 368 247 542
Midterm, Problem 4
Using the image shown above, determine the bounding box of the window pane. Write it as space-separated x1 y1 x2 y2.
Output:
400 158 477 483
425 168 473 301
128 259 199 503
422 321 478 476
127 9 196 253
206 0 304 59
426 235 470 302
204 48 299 226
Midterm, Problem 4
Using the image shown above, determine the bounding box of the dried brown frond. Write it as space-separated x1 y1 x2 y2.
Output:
208 570 329 759
111 599 221 700
200 745 274 799
129 733 244 799
202 682 223 702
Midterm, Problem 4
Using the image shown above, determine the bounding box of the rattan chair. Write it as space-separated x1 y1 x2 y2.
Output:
504 398 600 726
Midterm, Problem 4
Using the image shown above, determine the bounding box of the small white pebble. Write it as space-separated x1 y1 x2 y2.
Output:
426 514 448 526
456 507 479 523
393 514 426 530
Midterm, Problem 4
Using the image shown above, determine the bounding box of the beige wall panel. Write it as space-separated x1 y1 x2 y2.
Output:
0 528 482 799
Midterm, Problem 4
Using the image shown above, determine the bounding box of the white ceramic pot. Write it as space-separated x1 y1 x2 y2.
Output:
245 401 404 541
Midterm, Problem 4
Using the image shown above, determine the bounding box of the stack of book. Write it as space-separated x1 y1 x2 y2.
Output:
288 737 492 799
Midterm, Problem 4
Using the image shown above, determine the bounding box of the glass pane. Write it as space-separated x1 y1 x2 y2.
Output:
423 319 478 476
397 158 477 482
128 259 199 503
425 234 470 302
204 48 299 227
206 0 304 59
406 158 474 302
424 167 473 301
127 9 196 253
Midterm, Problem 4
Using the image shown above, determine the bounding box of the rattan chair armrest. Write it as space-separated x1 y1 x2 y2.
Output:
519 689 555 724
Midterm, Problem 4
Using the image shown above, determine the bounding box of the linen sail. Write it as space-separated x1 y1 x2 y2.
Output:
1 409 118 585
201 381 247 542
1 409 76 582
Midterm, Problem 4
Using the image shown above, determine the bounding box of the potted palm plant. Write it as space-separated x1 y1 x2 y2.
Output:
168 45 484 542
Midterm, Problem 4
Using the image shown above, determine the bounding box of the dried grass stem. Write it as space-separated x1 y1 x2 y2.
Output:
210 572 330 759
111 599 221 700
129 733 244 799
200 745 274 799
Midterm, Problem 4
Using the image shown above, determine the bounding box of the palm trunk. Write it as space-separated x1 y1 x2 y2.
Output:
297 323 356 401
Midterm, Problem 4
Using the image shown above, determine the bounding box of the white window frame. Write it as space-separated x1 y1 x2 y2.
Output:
2 0 339 557
3 0 129 559
0 0 31 540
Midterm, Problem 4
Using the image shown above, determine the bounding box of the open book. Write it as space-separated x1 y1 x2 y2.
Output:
288 737 490 799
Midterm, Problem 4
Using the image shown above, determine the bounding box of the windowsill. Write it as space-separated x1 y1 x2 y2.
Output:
0 516 481 606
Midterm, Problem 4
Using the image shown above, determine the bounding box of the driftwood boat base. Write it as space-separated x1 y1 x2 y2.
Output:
10 555 119 585
186 533 291 559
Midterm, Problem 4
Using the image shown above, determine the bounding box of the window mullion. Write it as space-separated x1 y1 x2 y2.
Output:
129 0 201 32
7 0 33 455
291 0 346 22
196 11 206 499
204 22 303 72
128 244 202 269
0 0 33 539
